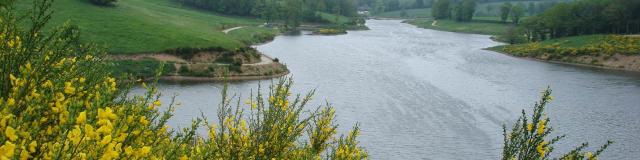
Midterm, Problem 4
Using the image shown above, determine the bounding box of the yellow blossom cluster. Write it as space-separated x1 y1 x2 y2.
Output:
501 89 611 160
502 35 640 60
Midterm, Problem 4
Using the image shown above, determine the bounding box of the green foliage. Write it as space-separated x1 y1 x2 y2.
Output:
175 0 359 25
283 0 303 29
474 1 561 17
313 28 347 35
229 27 277 46
432 0 451 20
499 2 512 22
0 0 107 97
453 0 476 22
509 3 525 24
406 18 511 35
501 26 526 44
520 0 640 41
111 60 175 79
374 8 431 18
492 35 640 60
399 9 408 17
178 64 190 74
502 89 612 160
90 0 118 6
0 2 368 159
317 12 352 24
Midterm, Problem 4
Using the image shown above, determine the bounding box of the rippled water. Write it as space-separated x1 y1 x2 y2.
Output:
136 20 640 159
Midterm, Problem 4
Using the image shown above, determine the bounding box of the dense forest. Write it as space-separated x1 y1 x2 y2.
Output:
520 0 640 41
175 0 359 27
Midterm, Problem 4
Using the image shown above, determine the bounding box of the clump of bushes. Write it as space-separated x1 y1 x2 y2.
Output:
111 60 175 79
0 1 368 159
314 28 347 35
165 47 227 60
251 32 276 43
178 64 190 74
90 0 118 6
497 35 640 60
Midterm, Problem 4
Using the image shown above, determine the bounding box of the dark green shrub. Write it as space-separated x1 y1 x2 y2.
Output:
178 64 190 74
165 47 226 60
111 60 174 79
90 0 117 6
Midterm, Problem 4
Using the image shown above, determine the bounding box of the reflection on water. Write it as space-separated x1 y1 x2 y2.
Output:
133 20 640 159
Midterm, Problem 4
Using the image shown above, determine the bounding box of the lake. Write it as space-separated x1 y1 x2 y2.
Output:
137 20 640 159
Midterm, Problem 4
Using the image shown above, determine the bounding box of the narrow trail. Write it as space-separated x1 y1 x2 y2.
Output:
245 55 274 66
222 26 246 34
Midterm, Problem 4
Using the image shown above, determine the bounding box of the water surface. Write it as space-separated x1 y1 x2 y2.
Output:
140 20 640 159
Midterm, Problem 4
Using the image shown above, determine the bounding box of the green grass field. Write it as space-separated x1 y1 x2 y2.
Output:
406 18 512 36
16 0 278 54
374 8 432 18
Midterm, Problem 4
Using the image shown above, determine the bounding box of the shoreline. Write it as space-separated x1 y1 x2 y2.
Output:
393 18 640 74
158 69 290 82
110 51 290 82
110 22 364 83
487 48 640 73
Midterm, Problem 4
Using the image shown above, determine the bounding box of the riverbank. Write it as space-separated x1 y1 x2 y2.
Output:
110 49 289 82
17 0 377 81
400 18 640 73
403 18 511 36
488 35 640 72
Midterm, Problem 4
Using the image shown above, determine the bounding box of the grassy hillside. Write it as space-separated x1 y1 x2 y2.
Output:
16 0 277 54
374 8 432 18
405 18 511 35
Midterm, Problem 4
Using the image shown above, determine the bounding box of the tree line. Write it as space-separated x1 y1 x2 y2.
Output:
520 0 640 41
498 2 525 24
431 0 477 22
360 0 431 13
175 0 358 28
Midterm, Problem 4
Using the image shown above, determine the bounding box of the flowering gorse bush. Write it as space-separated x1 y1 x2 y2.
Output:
501 35 640 60
0 0 367 159
502 89 612 160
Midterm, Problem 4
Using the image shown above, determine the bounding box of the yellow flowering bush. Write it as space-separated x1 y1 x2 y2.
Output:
313 28 347 35
0 0 367 159
500 35 640 60
501 89 612 160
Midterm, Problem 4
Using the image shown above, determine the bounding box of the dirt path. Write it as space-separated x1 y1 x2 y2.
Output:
245 55 274 66
222 26 246 34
